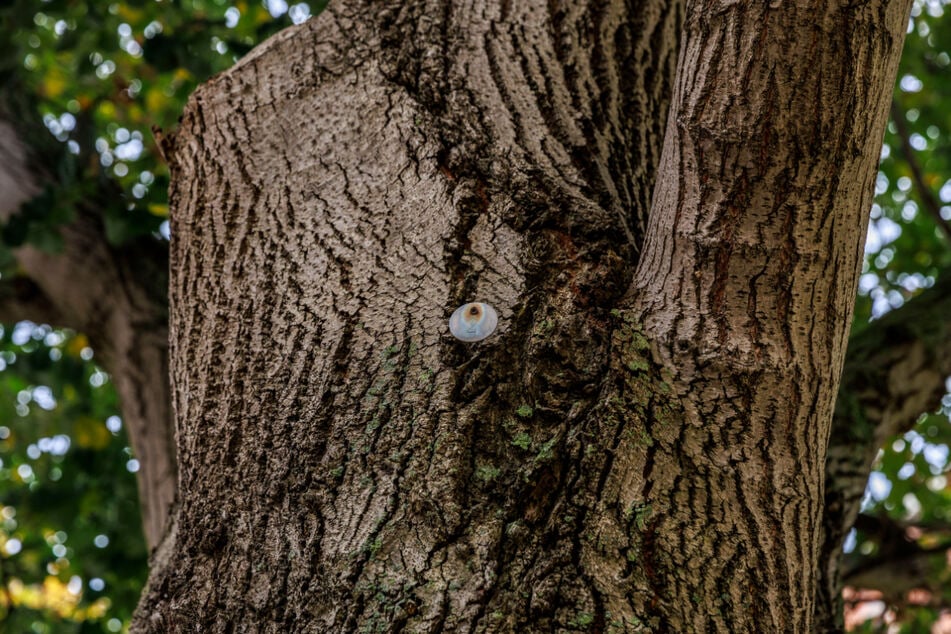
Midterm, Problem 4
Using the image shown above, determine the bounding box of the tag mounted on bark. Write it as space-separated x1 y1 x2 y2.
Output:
449 303 498 342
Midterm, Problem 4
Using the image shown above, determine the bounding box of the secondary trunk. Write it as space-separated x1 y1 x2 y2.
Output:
134 0 910 631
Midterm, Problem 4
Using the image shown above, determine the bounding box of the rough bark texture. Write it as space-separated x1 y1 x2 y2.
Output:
629 1 912 630
0 117 175 550
133 0 910 632
138 1 680 630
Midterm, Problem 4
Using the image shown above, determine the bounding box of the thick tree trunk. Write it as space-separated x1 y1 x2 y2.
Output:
134 0 909 632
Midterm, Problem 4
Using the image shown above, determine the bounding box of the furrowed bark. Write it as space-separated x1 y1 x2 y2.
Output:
135 1 680 631
134 0 917 631
3 1 943 627
629 0 912 631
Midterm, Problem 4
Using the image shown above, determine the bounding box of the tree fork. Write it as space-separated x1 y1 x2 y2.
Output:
134 0 909 632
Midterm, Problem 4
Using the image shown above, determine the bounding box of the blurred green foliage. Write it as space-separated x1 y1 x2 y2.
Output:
838 0 951 630
0 0 326 248
855 0 951 326
0 326 145 633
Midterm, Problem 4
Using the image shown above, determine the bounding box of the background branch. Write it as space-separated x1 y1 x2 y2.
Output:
818 272 951 627
890 100 951 241
0 111 175 549
843 513 951 600
0 275 66 327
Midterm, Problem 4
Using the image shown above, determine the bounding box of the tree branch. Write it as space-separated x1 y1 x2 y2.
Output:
0 120 41 221
818 272 951 628
0 275 66 327
890 100 951 241
842 513 951 601
0 111 175 550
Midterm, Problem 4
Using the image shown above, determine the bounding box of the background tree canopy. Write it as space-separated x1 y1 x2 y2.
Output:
0 0 948 631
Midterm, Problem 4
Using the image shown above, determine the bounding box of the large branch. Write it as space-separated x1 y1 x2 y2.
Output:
818 271 951 628
0 120 42 219
629 0 912 630
0 112 175 550
16 222 174 551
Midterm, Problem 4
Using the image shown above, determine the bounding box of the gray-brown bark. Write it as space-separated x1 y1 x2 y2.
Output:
137 1 680 630
131 0 912 632
629 1 912 630
0 116 175 549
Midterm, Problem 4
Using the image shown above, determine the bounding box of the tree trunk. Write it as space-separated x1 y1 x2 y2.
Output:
134 1 910 631
631 1 912 629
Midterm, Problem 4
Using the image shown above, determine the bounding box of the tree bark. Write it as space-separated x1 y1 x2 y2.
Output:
630 1 912 630
134 0 909 632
